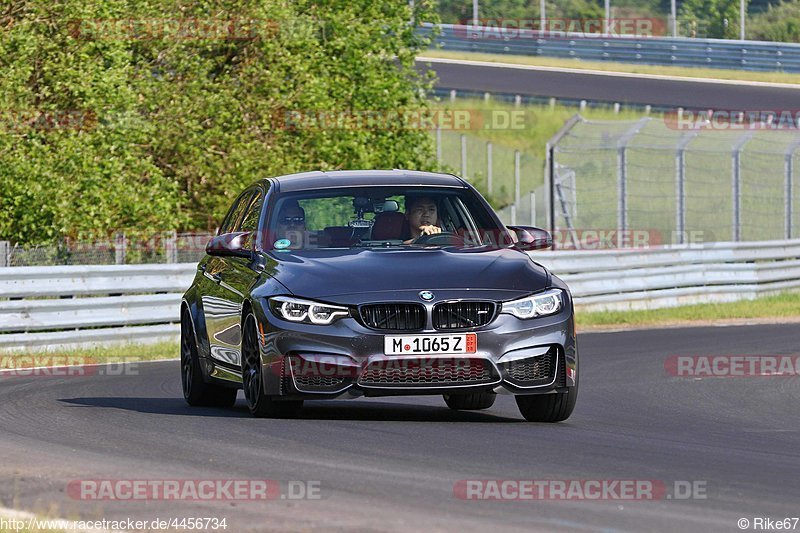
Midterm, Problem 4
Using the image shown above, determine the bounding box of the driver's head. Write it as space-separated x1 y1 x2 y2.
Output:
405 195 438 238
276 201 306 242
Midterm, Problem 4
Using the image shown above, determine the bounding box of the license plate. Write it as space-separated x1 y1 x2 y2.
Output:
384 333 477 355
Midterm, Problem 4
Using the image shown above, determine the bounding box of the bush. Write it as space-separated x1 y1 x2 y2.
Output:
0 0 439 244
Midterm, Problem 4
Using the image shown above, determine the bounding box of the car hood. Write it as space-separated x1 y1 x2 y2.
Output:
262 247 550 301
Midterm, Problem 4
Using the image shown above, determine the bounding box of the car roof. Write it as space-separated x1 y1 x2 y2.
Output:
264 170 467 192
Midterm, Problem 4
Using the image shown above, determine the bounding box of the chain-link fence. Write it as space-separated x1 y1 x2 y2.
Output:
0 232 214 267
435 129 547 227
548 115 800 248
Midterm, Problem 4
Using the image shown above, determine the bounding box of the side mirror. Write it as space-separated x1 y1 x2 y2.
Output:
206 231 255 259
507 226 552 251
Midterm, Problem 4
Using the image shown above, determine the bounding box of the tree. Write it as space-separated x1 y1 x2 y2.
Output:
0 0 439 244
679 0 749 39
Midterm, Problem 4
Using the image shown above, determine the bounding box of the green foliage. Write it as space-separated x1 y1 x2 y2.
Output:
749 1 800 42
0 0 439 245
437 0 602 24
679 0 748 39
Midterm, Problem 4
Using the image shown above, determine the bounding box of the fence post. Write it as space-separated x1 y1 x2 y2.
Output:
460 134 467 178
785 138 800 240
514 150 521 208
676 132 698 245
510 204 517 226
732 132 753 242
617 118 650 236
530 191 536 226
115 232 127 265
436 125 442 166
165 230 178 264
544 114 584 246
487 141 493 195
0 241 8 267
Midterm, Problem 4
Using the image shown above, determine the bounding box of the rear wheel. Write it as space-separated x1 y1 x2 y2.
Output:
181 311 237 408
443 391 496 410
241 313 303 418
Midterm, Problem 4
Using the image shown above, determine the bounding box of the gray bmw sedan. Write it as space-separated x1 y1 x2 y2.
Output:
181 170 578 421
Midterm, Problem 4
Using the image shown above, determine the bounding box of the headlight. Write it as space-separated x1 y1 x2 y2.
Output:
269 296 350 325
501 289 563 319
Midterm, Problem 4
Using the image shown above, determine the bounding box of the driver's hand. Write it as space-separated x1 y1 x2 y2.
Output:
419 225 442 235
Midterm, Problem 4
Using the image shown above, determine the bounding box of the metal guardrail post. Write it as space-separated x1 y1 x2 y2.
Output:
165 231 178 264
460 134 467 178
545 114 583 246
514 150 521 208
786 138 800 240
676 132 699 245
115 233 127 265
617 118 650 236
486 142 493 195
0 241 8 268
435 126 442 165
732 132 754 242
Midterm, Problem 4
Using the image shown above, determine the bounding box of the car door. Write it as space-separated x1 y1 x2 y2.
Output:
202 187 263 368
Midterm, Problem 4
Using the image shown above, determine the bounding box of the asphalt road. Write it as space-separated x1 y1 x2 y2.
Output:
418 57 800 110
1 323 798 532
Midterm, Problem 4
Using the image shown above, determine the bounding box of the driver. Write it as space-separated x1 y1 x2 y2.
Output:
275 201 306 248
404 195 442 243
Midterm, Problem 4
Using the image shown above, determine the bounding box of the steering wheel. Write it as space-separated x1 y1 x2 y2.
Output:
411 231 463 246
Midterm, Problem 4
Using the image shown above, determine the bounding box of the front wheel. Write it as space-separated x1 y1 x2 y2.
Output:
181 311 237 408
241 313 303 418
443 391 496 410
515 383 577 422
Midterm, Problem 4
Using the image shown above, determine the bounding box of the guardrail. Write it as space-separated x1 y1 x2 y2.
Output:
534 239 800 311
1 239 798 351
0 264 196 352
421 23 800 73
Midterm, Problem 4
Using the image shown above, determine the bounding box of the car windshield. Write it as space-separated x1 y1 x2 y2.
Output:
266 186 509 250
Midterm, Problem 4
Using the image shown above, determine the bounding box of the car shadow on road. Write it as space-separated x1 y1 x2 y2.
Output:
58 397 523 422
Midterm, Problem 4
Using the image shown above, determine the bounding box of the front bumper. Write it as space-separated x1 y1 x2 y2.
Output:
249 295 578 399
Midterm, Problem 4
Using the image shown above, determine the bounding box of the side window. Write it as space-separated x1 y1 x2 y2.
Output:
219 194 249 235
219 190 255 234
240 190 264 232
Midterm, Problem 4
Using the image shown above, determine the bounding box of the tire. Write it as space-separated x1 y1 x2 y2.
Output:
443 391 496 410
241 313 303 418
515 381 578 423
181 310 238 408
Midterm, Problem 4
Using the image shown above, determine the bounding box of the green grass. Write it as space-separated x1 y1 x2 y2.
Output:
577 291 800 329
422 50 800 85
1 341 178 364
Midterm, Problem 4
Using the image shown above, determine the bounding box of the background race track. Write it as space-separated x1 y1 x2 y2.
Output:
418 57 800 110
0 324 798 532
